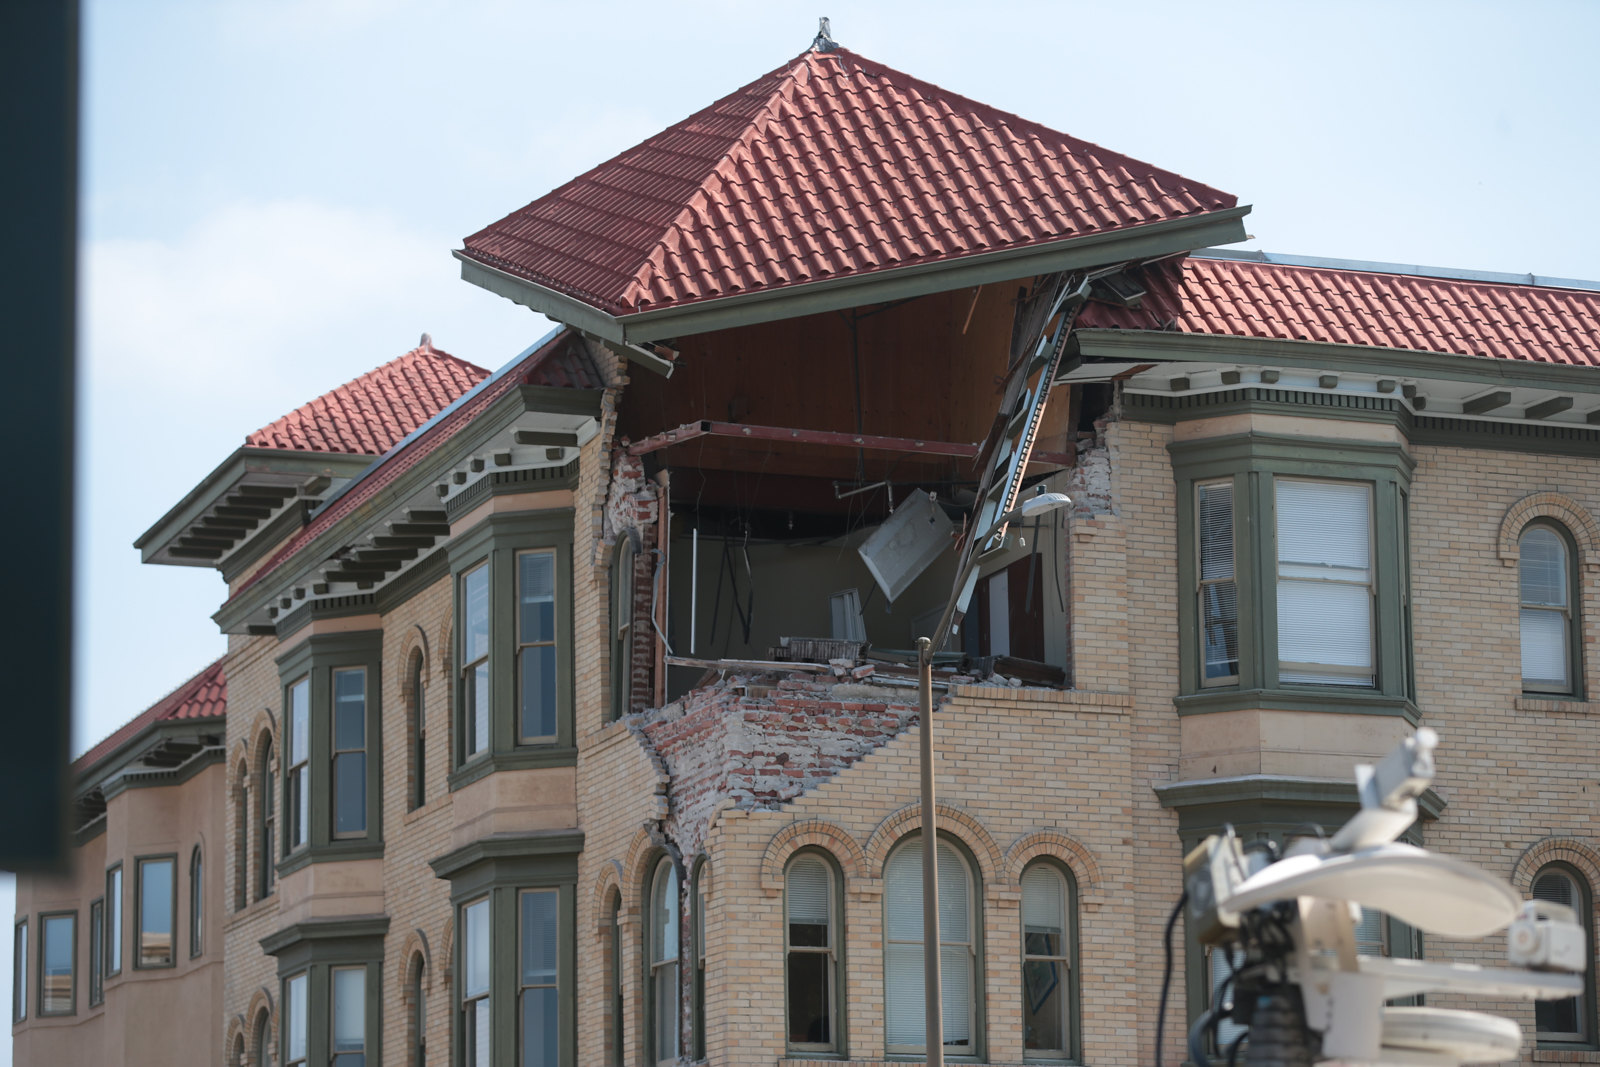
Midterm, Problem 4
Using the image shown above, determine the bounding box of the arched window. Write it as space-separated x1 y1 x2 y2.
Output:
1521 523 1580 694
409 651 426 811
231 1031 245 1067
692 857 708 1060
785 850 841 1054
647 857 680 1065
610 537 635 721
257 737 275 900
1021 861 1077 1061
1533 864 1595 1045
233 762 249 913
608 891 624 1067
189 845 203 958
407 952 426 1067
251 1008 271 1067
884 833 981 1057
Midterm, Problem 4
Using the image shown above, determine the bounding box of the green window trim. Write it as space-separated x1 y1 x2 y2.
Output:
429 831 581 1067
1172 433 1415 713
262 917 388 1067
275 631 385 877
87 898 103 1008
133 853 178 970
104 863 122 977
37 910 76 1018
447 511 577 791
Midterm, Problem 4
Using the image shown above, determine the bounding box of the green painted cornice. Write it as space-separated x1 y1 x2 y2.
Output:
459 207 1250 343
1075 329 1600 392
1154 773 1446 822
72 719 225 794
428 829 586 882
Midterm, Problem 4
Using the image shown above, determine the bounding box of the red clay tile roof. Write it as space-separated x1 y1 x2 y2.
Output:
461 47 1236 317
230 330 600 602
247 339 491 455
1079 256 1600 368
74 657 226 778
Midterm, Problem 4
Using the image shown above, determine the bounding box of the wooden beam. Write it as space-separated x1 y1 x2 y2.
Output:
1462 390 1512 415
1524 396 1574 420
625 419 1075 467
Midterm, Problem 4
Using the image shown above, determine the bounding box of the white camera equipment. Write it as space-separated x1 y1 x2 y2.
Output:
1160 728 1587 1067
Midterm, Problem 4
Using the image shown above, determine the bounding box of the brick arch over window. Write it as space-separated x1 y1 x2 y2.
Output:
1003 829 1102 904
1513 837 1600 896
760 819 869 894
592 859 626 932
245 988 275 1067
622 825 671 916
397 928 432 995
230 754 250 912
1498 493 1600 571
225 1014 247 1066
865 802 1003 885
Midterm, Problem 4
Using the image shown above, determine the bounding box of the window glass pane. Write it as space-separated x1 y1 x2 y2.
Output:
1277 480 1371 574
469 661 490 756
653 861 679 964
1202 582 1239 681
333 669 366 749
333 752 367 835
42 915 72 1014
1533 871 1585 1038
786 856 830 947
292 764 309 849
108 868 122 972
89 903 103 1005
466 998 490 1067
1022 865 1064 948
521 890 559 984
520 645 558 739
190 849 202 955
1278 580 1374 684
519 552 556 643
884 837 975 1050
139 858 174 966
13 923 25 1020
464 565 489 663
1211 944 1247 1047
465 899 490 998
333 967 366 1052
884 942 923 1046
1199 482 1235 580
1276 480 1373 686
1521 528 1569 607
787 952 831 1044
941 943 972 1044
521 986 558 1067
654 960 679 1059
1521 609 1570 689
1023 955 1066 1051
286 972 308 1062
289 678 309 764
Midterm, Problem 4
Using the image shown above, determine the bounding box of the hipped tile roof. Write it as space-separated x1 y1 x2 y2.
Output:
1079 256 1600 368
74 657 226 778
247 340 490 455
229 330 601 601
461 46 1236 317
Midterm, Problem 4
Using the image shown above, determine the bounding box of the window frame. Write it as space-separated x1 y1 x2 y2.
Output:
645 855 681 1067
1172 434 1416 717
691 856 708 1061
407 952 427 1067
12 919 25 1023
190 844 203 958
459 895 491 1067
1533 862 1598 1049
1020 859 1079 1063
409 651 427 811
275 631 385 876
329 963 368 1066
610 535 635 722
285 675 310 855
257 737 276 901
330 666 370 840
36 911 77 1017
519 886 562 1066
882 831 986 1061
446 511 577 789
88 898 103 1008
1274 477 1377 688
104 862 123 977
283 969 309 1067
133 853 178 971
262 922 386 1067
784 848 845 1057
608 892 624 1067
459 560 491 765
1519 521 1584 697
1195 478 1240 688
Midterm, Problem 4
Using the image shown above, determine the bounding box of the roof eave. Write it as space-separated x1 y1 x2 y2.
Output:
1073 329 1600 393
458 205 1250 343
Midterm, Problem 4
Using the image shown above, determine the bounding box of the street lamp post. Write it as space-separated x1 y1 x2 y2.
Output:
916 490 1071 1064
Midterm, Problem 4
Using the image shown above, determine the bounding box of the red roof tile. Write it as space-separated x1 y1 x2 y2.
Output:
247 339 490 455
74 657 226 778
1079 257 1600 368
461 47 1236 317
229 330 601 602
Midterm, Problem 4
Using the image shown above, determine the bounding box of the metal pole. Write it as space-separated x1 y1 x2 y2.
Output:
917 636 944 1066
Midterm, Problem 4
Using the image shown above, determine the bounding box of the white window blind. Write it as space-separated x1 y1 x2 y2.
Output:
1022 866 1064 934
786 856 831 931
884 838 974 1049
332 967 365 1057
1276 479 1374 686
1520 527 1571 691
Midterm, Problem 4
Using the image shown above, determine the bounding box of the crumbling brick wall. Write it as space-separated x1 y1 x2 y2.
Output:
604 444 661 715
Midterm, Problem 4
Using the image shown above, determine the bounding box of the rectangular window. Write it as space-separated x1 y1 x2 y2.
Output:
518 551 558 742
13 921 26 1022
520 889 560 1066
332 965 367 1066
332 667 368 837
462 898 490 1067
136 856 176 968
285 971 308 1067
288 676 310 849
1276 479 1375 686
39 913 75 1016
1198 480 1239 685
106 865 122 976
89 900 104 1007
461 564 490 760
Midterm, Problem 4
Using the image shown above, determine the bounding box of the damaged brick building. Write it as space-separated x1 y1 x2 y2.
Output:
16 32 1600 1067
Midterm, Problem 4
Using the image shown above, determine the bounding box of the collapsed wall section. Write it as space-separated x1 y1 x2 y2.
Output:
630 672 918 858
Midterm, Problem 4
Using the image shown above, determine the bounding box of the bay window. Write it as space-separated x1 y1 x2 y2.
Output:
261 918 387 1067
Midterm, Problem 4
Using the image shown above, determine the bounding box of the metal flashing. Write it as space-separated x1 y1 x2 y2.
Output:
1194 247 1600 294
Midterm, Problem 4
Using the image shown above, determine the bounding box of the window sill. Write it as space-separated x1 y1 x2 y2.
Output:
276 840 384 878
1175 687 1419 722
1517 696 1599 715
448 746 578 790
1532 1049 1600 1062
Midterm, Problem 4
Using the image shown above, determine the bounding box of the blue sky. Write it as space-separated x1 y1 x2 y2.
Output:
7 1 1598 1058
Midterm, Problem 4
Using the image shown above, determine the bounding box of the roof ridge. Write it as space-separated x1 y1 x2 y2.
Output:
72 655 226 773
